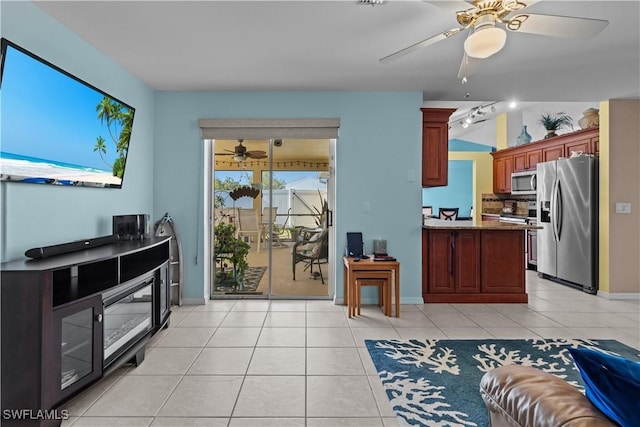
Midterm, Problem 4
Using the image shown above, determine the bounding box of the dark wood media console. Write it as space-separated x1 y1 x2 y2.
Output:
1 237 171 426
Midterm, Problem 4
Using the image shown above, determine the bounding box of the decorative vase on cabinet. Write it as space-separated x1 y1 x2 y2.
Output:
578 108 600 129
516 125 532 146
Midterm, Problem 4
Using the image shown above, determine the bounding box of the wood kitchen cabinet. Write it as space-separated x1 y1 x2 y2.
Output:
422 227 529 303
480 230 525 294
425 229 480 294
492 155 513 194
592 136 599 154
421 108 456 187
565 137 594 156
491 128 599 193
513 149 542 172
542 144 564 162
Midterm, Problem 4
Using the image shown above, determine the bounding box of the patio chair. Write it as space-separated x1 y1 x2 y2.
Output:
235 208 264 252
215 207 238 227
292 228 328 284
261 207 283 246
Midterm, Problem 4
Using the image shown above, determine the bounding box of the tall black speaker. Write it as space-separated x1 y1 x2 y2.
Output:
346 232 364 257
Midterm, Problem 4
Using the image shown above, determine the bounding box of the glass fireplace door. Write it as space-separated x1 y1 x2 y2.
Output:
53 294 103 402
103 280 153 367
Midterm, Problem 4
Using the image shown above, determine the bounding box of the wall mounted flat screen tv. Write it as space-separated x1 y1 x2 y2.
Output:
0 38 135 188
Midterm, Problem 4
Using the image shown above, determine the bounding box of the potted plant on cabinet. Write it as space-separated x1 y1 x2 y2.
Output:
214 222 250 292
539 112 574 138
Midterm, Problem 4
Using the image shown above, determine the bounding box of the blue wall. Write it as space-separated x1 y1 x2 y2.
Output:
422 139 493 217
154 91 424 302
422 160 473 216
1 2 156 260
2 3 425 303
449 139 495 153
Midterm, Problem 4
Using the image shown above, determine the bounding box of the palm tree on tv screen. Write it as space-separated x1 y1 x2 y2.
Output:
93 97 133 178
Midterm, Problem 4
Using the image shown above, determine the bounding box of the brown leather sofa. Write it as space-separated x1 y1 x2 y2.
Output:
479 365 616 426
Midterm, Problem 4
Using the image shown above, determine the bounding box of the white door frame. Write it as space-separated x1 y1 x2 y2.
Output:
200 118 340 300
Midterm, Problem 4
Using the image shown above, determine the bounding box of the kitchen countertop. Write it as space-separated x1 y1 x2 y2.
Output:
423 219 541 230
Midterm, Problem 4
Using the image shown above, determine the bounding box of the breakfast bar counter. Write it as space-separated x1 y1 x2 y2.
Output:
423 219 540 231
422 220 540 303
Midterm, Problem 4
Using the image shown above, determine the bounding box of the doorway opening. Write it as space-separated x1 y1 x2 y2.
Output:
210 138 333 299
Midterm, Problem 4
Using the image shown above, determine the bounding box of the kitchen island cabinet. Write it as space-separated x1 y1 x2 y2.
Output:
426 229 480 294
422 220 539 303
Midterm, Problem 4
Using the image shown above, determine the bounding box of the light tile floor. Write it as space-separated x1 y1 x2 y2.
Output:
62 272 639 426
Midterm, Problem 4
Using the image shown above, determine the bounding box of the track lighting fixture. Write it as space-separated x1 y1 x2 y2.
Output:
449 101 500 130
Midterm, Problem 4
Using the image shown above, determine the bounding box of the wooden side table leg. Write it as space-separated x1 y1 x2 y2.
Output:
394 267 400 318
386 272 392 317
356 280 361 316
348 274 354 318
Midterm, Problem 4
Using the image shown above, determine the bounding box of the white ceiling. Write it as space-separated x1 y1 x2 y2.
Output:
34 0 640 104
215 139 329 161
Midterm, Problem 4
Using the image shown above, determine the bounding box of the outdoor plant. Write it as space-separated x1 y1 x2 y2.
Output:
287 226 300 242
312 191 329 228
214 222 250 286
539 112 574 138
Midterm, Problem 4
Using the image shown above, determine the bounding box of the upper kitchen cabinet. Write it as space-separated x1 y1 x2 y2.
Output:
513 149 542 172
492 155 513 194
491 127 599 194
421 108 456 187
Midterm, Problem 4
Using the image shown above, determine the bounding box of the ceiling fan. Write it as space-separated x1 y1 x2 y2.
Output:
380 0 609 79
217 140 267 162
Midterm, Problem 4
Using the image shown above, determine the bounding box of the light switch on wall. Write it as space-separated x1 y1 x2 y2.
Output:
363 202 370 214
406 169 416 182
615 202 632 214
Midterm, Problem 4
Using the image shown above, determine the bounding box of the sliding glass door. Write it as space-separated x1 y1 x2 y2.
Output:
211 138 332 299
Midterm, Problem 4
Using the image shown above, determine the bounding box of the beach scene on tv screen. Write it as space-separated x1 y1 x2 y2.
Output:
0 43 134 187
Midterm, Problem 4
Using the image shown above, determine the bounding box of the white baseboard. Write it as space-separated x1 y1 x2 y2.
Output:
596 291 640 300
333 297 423 305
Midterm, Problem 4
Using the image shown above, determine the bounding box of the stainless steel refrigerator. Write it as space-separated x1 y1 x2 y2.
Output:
537 156 598 293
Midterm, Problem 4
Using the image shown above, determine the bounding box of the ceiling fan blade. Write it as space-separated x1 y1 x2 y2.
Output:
246 151 267 159
457 52 483 79
379 28 464 63
505 13 608 38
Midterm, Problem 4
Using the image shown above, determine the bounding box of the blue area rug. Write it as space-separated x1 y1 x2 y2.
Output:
365 338 640 427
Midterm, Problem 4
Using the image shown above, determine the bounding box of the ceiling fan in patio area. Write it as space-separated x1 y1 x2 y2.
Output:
380 0 609 79
217 140 268 162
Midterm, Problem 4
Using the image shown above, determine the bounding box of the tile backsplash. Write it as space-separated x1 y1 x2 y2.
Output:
481 194 535 216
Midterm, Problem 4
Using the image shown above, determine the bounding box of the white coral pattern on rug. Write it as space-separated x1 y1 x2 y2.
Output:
473 338 615 387
379 370 477 427
374 339 460 374
368 338 637 426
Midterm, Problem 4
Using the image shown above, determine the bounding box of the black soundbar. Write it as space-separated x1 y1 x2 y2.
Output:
25 234 120 259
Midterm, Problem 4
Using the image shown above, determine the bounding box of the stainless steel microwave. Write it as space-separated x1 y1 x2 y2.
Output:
511 170 537 195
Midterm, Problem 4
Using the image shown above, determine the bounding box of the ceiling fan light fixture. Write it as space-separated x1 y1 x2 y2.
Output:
464 25 507 59
233 154 247 162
